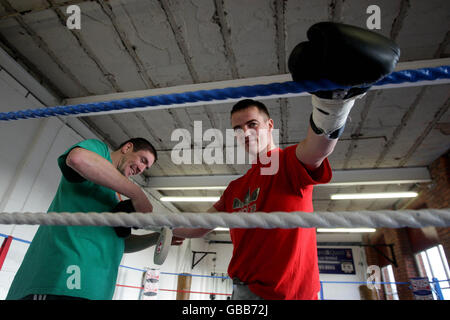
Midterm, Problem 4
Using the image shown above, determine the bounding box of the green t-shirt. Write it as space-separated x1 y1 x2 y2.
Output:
6 139 124 300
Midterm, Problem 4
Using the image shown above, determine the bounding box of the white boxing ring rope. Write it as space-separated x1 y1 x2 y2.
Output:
0 209 449 229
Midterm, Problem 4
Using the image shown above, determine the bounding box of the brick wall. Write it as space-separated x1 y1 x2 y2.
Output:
363 228 418 300
407 151 450 261
363 151 450 300
412 152 450 208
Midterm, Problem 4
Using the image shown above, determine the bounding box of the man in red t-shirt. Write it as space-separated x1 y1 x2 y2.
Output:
175 98 333 300
213 100 333 300
174 22 399 300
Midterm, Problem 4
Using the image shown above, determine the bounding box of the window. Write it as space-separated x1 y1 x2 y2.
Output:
415 245 450 300
381 265 399 300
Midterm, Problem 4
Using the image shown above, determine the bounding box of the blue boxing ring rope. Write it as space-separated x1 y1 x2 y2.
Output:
0 66 449 122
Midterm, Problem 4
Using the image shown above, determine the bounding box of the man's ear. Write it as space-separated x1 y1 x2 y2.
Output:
267 119 274 130
121 142 134 154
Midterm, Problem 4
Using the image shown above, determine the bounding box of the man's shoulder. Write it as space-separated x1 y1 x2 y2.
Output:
71 139 109 155
76 139 107 149
280 144 297 154
59 139 110 167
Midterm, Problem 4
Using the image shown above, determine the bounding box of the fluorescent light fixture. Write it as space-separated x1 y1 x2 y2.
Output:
317 228 377 233
214 227 230 231
160 196 220 202
330 192 418 200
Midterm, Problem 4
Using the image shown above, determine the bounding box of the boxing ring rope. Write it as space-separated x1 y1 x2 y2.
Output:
0 208 449 229
0 66 448 121
2 233 449 300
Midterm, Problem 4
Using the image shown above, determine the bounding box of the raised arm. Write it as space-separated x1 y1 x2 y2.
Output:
123 232 185 253
296 126 338 171
290 22 400 171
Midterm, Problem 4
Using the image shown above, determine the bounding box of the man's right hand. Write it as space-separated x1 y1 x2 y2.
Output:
114 196 153 214
131 193 153 213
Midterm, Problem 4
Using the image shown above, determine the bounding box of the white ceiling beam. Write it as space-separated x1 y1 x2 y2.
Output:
145 167 431 190
63 58 450 117
0 45 59 106
0 45 100 141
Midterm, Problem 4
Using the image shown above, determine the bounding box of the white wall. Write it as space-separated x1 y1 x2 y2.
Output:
112 228 192 300
186 237 233 300
112 235 233 300
0 67 89 299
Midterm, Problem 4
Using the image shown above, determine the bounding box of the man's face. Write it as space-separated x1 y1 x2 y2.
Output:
231 106 274 156
118 143 155 177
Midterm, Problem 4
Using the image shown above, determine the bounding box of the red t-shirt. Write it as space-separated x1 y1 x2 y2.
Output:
214 145 332 300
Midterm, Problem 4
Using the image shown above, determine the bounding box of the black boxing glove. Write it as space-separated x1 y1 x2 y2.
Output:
111 199 135 238
288 22 400 138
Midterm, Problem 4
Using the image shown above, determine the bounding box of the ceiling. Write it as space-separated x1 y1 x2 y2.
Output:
0 0 449 214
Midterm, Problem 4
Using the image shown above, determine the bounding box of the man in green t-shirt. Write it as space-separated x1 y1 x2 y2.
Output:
6 138 166 300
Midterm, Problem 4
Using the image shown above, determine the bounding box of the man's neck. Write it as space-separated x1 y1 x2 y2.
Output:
260 141 277 156
110 150 120 169
249 142 278 164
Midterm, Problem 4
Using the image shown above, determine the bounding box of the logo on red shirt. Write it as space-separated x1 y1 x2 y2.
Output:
232 188 260 213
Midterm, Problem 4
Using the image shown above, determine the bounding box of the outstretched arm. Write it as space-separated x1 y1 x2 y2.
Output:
296 126 338 171
124 233 159 253
124 233 184 253
173 206 217 238
290 22 399 171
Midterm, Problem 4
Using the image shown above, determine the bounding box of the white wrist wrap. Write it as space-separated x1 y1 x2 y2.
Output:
311 93 365 136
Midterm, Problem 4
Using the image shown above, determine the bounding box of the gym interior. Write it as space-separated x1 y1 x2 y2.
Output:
0 0 449 302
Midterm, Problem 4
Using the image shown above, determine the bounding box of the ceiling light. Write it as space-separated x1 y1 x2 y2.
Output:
160 196 220 202
330 192 418 200
317 228 377 233
214 227 230 231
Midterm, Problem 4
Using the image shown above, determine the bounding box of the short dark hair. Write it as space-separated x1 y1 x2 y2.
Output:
117 138 158 162
230 99 270 119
